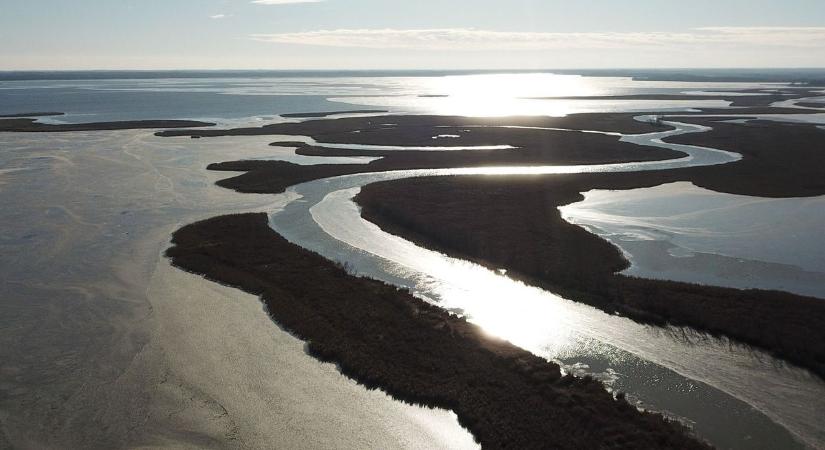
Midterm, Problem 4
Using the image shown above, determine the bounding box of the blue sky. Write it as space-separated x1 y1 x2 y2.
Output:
2 0 824 69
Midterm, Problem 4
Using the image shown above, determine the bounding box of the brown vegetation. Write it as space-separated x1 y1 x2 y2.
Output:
166 213 709 450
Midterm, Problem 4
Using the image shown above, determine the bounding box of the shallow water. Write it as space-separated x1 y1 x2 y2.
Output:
2 72 824 449
0 130 477 449
560 182 825 298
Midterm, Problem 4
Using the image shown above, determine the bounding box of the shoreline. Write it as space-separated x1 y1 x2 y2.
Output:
0 116 216 132
0 129 481 448
4 109 820 446
166 212 708 449
148 232 480 449
158 112 825 377
355 173 825 379
280 109 388 118
541 88 825 108
159 113 684 194
0 111 65 118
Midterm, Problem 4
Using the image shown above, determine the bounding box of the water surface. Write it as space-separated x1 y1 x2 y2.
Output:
2 72 824 449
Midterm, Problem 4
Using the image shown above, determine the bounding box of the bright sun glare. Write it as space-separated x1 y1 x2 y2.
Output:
428 73 596 116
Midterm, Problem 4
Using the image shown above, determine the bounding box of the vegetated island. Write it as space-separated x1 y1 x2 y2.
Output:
0 117 216 132
353 119 825 379
158 112 671 138
156 113 681 193
0 112 65 118
166 212 709 449
794 102 825 109
158 112 825 199
540 87 825 108
162 113 825 378
661 118 825 197
155 111 825 445
280 109 388 118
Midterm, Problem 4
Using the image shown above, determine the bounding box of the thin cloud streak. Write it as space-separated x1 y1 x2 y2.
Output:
251 0 324 4
252 27 825 50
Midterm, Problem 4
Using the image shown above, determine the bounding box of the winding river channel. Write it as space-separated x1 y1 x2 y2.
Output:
267 118 825 449
2 73 825 448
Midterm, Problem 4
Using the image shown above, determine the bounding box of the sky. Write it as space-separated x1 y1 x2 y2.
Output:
1 0 825 70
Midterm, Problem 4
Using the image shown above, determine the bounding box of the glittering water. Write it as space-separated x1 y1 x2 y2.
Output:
266 120 823 449
2 72 824 449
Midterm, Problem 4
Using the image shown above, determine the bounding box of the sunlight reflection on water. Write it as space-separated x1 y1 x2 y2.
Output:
560 182 825 298
328 73 742 116
268 119 823 450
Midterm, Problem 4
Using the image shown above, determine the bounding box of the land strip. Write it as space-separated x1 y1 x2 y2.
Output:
280 109 388 118
166 212 709 449
0 117 215 132
352 117 825 378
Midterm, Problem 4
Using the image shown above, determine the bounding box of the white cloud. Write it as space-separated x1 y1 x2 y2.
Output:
695 27 825 47
251 0 324 4
210 14 228 19
251 27 825 50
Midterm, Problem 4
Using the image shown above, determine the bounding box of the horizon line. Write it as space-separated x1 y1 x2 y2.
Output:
3 67 825 72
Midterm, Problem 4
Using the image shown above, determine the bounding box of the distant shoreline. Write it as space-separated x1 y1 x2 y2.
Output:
542 88 824 108
2 68 825 84
0 116 215 132
281 109 388 118
0 112 64 118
